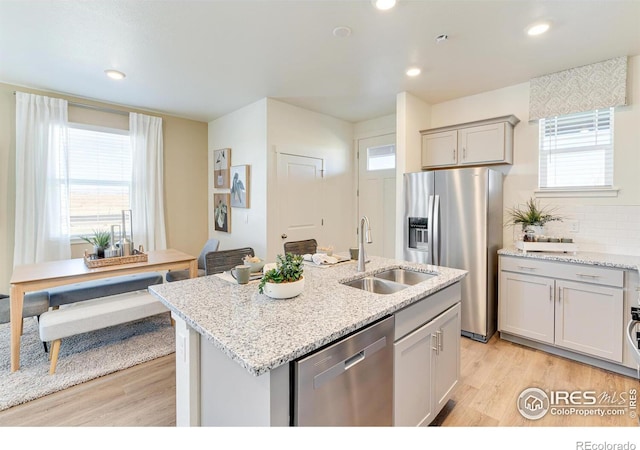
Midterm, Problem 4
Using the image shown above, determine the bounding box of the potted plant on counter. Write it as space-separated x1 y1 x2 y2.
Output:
505 197 563 241
81 228 111 258
258 253 305 299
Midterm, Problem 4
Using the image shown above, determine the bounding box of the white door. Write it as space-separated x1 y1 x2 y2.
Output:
358 134 396 258
277 153 324 252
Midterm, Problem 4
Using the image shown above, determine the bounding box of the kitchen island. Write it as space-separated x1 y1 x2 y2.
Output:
149 255 467 426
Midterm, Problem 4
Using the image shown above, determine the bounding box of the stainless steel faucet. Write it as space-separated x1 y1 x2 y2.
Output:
357 216 372 272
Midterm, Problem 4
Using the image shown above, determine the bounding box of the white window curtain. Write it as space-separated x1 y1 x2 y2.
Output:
130 112 167 251
14 92 70 266
529 56 627 121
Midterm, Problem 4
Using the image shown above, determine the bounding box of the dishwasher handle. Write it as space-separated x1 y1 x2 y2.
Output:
313 336 387 389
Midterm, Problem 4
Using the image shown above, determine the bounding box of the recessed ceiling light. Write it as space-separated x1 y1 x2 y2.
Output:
406 67 421 77
104 69 126 80
526 22 550 36
435 34 448 43
332 26 352 38
372 0 396 11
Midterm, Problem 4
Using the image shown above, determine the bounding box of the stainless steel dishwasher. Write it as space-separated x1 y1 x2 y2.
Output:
292 315 394 426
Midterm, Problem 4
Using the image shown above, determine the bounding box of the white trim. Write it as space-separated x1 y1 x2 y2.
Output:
68 121 129 135
534 187 620 198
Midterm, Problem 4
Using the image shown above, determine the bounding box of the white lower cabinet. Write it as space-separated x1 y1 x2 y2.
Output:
393 302 461 426
554 280 623 361
499 256 624 363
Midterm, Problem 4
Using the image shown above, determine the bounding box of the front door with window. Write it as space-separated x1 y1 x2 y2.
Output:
357 134 396 258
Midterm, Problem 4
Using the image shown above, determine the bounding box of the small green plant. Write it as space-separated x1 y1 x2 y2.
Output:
258 253 304 294
505 197 563 229
81 228 111 248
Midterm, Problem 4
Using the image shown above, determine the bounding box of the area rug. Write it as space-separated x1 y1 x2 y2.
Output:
0 313 175 411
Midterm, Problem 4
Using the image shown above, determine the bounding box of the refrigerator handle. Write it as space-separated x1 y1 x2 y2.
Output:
433 195 440 266
427 195 434 265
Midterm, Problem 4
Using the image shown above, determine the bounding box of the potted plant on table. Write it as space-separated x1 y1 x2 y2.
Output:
258 253 305 299
81 228 111 258
505 197 563 241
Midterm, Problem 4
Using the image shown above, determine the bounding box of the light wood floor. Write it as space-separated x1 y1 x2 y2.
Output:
0 335 638 427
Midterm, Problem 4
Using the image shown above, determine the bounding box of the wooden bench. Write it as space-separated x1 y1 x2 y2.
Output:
38 290 169 374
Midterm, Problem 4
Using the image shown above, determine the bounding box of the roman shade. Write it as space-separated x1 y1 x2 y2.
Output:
529 56 627 121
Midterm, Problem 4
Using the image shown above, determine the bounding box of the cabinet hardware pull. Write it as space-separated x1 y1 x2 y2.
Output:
438 330 443 351
576 273 600 279
462 147 466 160
549 285 552 301
432 333 439 354
452 148 456 161
558 287 563 302
517 266 537 270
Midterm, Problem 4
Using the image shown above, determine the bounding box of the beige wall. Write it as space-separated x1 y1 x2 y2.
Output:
395 92 432 258
207 97 356 262
266 98 355 259
0 82 208 292
208 98 269 257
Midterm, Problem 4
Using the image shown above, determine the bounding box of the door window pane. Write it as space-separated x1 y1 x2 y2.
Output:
367 144 396 171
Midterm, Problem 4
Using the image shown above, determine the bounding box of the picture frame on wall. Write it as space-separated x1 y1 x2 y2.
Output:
230 165 250 208
213 148 231 189
214 193 231 233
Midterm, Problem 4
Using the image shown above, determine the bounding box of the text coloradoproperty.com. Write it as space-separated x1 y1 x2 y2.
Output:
552 407 628 416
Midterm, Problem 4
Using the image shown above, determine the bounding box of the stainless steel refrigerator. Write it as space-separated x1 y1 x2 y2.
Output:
403 167 503 343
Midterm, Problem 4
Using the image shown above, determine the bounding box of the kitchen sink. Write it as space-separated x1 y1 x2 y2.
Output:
373 268 435 285
341 277 407 295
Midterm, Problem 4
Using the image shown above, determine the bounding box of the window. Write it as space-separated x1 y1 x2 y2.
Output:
538 108 614 190
367 144 396 171
67 124 131 238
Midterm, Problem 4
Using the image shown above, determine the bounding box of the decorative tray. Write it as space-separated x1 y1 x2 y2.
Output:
83 251 148 268
515 241 579 254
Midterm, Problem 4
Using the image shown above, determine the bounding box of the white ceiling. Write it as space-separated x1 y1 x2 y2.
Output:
1 0 639 124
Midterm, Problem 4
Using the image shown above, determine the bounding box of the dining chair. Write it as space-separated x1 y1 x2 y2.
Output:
283 239 317 256
166 238 220 282
205 247 255 275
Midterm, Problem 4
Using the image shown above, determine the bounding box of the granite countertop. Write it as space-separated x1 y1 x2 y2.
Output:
149 255 467 376
498 247 640 272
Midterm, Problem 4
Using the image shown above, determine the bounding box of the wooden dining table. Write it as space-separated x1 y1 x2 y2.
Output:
9 248 197 372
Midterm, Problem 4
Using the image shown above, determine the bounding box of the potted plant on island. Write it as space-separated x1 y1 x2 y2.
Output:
258 253 305 299
81 228 111 258
505 197 563 241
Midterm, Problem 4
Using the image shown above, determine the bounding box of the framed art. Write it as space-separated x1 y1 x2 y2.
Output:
213 148 231 189
214 193 231 233
230 165 250 208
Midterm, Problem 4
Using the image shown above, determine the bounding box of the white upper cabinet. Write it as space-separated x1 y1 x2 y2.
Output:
421 115 519 169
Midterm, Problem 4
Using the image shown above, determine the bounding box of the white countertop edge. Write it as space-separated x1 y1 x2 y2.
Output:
498 247 640 272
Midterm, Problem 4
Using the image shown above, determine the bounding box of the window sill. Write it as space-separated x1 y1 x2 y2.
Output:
534 187 620 198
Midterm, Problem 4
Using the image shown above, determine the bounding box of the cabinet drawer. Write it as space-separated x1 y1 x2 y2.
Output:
394 283 461 341
499 256 623 287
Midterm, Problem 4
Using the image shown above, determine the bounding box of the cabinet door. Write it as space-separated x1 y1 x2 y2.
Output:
457 122 505 165
421 130 457 168
433 303 461 415
555 280 623 362
393 317 437 426
499 271 554 344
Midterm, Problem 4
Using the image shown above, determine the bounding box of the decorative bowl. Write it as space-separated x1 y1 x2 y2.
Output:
243 257 266 273
263 277 305 299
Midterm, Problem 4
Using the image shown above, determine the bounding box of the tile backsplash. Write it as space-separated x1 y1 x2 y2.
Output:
511 205 640 256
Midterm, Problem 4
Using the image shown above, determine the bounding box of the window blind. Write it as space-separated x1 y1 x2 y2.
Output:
538 108 613 190
67 124 132 237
